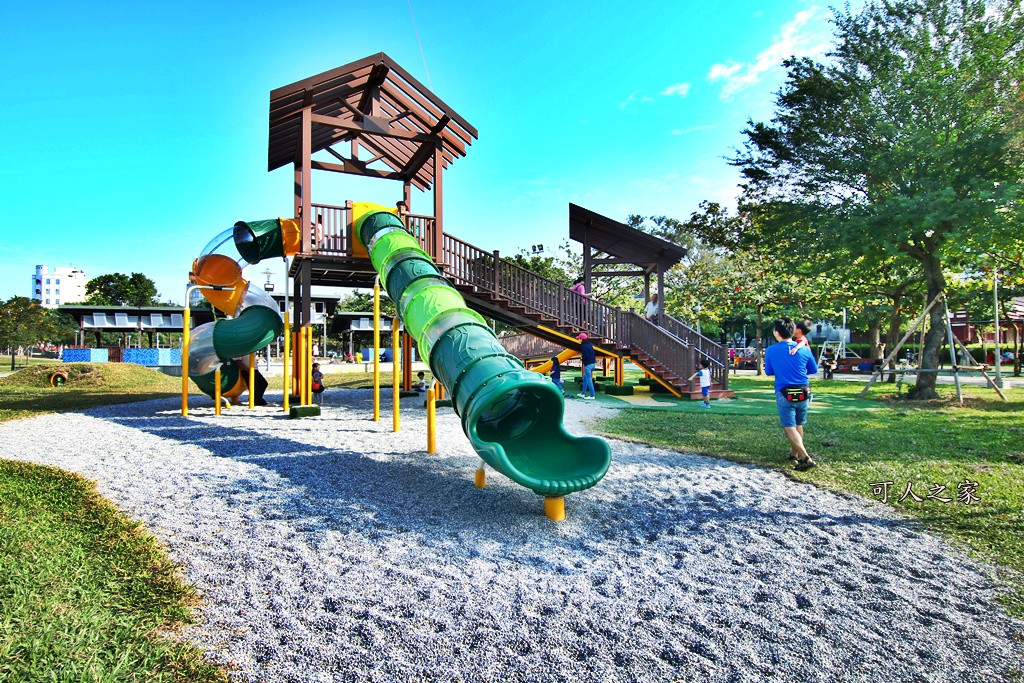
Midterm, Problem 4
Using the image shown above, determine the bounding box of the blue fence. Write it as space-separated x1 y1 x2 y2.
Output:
60 348 109 363
122 348 182 366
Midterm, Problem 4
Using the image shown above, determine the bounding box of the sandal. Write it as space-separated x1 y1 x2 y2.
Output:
794 457 817 471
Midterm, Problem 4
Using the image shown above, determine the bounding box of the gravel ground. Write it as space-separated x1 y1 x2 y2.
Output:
2 390 1022 682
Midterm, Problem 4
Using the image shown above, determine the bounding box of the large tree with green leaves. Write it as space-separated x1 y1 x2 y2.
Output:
0 297 75 370
85 272 160 307
733 0 1024 398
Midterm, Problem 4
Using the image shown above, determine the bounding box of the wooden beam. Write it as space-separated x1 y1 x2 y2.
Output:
310 159 404 181
399 115 450 178
592 270 648 278
310 113 436 144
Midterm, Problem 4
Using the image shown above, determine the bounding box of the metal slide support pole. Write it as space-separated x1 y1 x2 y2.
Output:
181 306 191 416
392 317 400 432
297 326 305 406
426 388 436 453
214 367 222 416
283 312 291 413
373 281 381 421
307 326 313 406
248 352 256 409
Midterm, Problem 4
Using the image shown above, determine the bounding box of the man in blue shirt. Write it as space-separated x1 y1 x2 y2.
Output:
764 317 818 470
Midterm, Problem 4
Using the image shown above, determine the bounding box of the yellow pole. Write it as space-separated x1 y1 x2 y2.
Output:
214 367 222 416
544 497 565 522
392 317 400 432
475 461 486 488
181 306 191 416
298 326 306 406
248 352 256 408
373 283 381 421
426 388 436 453
307 325 314 406
283 312 291 413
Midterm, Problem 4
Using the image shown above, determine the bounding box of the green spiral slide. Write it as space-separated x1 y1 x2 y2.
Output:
354 203 611 499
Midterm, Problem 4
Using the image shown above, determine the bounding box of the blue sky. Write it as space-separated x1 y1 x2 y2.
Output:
0 0 837 304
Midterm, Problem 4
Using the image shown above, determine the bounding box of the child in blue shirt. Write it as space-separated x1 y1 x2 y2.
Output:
687 359 712 408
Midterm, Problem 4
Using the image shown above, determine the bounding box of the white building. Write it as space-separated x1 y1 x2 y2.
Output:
31 265 88 308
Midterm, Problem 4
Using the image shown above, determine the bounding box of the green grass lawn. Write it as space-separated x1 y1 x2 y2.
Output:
0 364 230 681
596 374 1024 616
0 460 227 682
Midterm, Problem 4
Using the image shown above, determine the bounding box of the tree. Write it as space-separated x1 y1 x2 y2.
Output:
0 297 57 370
85 272 160 306
733 0 1024 398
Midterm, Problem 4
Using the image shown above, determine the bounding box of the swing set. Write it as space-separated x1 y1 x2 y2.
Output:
859 293 1007 402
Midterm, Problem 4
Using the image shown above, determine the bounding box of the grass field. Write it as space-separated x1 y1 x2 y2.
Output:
594 373 1024 616
0 362 404 422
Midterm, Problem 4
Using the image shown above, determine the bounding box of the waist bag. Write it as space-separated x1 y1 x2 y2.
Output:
783 385 809 402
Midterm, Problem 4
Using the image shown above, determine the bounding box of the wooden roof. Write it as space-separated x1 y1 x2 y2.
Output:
569 204 688 270
268 53 478 191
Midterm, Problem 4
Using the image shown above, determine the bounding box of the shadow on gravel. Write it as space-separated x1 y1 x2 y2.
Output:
97 401 918 566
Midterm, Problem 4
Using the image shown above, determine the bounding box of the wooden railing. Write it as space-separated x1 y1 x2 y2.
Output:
499 334 564 359
309 204 436 257
310 203 352 254
306 202 727 389
659 312 729 389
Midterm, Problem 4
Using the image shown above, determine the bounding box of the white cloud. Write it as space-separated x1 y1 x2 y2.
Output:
620 91 656 109
707 7 831 100
707 62 743 81
671 125 716 135
660 82 691 97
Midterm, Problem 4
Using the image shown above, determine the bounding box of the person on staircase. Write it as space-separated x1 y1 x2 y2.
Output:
644 293 660 326
577 332 597 400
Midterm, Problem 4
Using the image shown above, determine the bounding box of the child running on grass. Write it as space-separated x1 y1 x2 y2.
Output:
688 359 712 408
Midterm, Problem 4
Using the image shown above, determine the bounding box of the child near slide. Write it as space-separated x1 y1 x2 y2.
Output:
688 359 712 408
311 363 325 405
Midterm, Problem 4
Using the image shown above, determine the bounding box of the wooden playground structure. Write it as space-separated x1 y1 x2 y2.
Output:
272 53 731 401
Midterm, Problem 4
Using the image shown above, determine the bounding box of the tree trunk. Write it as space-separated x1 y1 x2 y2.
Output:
755 304 764 376
9 349 14 372
885 298 903 383
907 253 946 400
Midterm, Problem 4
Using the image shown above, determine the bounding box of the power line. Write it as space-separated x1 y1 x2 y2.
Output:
406 0 432 89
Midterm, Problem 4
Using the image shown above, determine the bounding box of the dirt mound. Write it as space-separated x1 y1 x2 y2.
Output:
0 363 180 391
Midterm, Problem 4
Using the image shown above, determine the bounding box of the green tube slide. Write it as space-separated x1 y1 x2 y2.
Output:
356 208 611 497
187 220 287 400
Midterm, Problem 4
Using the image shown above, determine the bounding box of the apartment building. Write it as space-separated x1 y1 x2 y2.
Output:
31 265 88 308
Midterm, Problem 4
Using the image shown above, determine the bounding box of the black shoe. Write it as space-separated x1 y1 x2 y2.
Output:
794 458 817 471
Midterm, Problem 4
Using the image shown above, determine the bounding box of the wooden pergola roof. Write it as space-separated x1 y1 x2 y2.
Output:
268 52 478 191
569 203 687 271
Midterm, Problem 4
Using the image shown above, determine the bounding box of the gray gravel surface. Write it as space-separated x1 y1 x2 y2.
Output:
2 389 1022 682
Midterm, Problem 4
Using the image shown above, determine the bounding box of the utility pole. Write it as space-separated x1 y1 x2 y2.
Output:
994 265 1003 388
